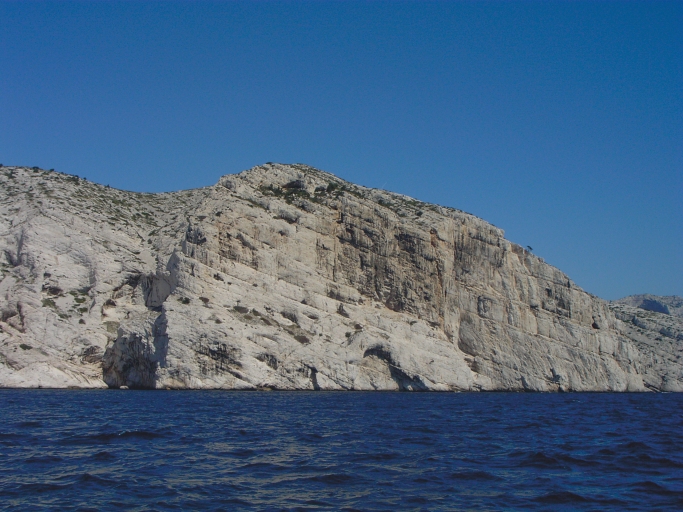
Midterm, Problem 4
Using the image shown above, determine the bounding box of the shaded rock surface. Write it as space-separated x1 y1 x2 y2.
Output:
1 164 681 391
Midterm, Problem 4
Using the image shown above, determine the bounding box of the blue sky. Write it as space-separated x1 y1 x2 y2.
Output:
1 1 681 300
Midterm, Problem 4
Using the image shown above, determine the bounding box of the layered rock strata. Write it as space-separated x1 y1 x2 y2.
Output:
1 164 681 390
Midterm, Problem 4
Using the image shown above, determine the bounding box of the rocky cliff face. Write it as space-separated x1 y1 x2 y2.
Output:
1 164 681 391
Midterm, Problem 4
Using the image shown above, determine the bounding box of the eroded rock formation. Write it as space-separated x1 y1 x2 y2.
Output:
1 164 681 390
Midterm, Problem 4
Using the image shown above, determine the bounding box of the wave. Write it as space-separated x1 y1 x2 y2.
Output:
515 451 569 469
92 451 116 461
306 473 356 484
534 491 590 504
448 470 501 481
350 452 401 462
618 453 683 469
58 430 167 445
16 421 42 428
630 480 683 497
24 455 63 464
230 448 256 458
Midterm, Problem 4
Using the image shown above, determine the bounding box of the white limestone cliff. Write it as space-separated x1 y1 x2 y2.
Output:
1 164 681 391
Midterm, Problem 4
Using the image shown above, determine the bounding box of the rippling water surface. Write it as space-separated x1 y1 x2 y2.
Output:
1 390 682 511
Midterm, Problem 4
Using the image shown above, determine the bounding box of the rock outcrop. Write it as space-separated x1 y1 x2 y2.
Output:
1 164 681 391
614 294 683 319
608 298 683 391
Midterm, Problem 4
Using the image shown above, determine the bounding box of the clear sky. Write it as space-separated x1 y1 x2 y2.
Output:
1 1 681 300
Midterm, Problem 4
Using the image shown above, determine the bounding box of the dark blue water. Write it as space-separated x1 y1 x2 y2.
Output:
1 391 682 511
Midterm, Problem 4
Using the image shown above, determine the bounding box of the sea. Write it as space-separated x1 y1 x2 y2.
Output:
1 390 682 511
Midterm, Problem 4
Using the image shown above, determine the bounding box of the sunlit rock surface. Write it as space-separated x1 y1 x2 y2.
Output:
1 164 681 391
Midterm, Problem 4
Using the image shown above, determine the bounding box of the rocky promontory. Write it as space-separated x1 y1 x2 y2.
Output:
1 164 681 391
